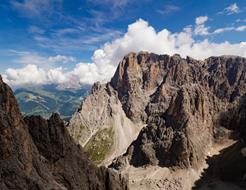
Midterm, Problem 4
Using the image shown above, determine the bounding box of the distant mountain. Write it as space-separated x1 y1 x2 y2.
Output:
14 84 91 120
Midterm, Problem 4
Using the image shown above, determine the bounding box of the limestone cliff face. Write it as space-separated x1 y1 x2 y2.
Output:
69 52 246 169
0 76 128 190
110 52 167 123
110 53 246 170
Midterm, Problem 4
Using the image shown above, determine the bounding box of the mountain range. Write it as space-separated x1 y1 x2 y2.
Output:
1 52 246 190
69 52 246 189
14 84 90 120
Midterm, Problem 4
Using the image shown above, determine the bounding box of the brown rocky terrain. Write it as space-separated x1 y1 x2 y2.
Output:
69 52 246 189
1 51 245 190
0 75 128 190
108 53 246 168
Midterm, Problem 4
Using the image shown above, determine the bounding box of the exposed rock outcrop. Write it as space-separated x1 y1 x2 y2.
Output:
70 52 246 170
110 53 246 170
0 75 57 190
0 76 128 190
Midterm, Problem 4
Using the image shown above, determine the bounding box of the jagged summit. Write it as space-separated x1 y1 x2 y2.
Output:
109 52 246 166
69 52 246 189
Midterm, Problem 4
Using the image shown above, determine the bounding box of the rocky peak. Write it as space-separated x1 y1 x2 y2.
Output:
0 75 28 160
110 52 167 94
0 75 57 189
110 52 169 122
110 52 209 122
0 75 128 190
205 56 246 101
91 81 104 94
69 52 246 172
107 53 246 169
24 114 67 162
25 114 128 190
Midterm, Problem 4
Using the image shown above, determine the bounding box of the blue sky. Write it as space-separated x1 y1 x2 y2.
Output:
0 0 245 87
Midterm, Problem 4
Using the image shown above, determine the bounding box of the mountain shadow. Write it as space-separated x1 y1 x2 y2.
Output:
192 96 246 190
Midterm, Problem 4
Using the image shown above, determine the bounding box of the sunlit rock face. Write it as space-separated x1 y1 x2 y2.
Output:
69 52 246 169
109 53 246 170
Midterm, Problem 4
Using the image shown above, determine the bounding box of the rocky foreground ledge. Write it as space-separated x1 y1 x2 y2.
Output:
0 75 128 190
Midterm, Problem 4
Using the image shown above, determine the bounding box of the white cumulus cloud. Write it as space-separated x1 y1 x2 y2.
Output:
194 16 210 35
195 16 208 25
4 64 47 86
3 19 246 88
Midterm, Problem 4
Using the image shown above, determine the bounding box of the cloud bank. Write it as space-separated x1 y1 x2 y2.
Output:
3 19 246 88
